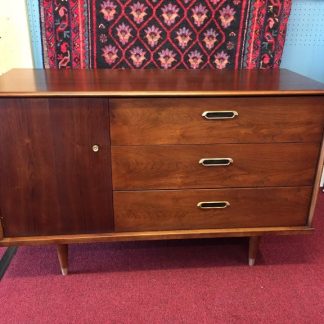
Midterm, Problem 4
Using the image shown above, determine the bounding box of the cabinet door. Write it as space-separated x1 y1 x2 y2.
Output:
0 98 113 237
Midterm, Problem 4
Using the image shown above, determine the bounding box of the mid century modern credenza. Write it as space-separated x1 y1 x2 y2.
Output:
0 69 323 275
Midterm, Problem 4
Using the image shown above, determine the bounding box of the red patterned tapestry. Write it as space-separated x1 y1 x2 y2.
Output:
39 0 291 69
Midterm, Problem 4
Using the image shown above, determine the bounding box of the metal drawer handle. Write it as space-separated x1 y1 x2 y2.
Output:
202 111 238 120
199 158 233 167
197 201 230 209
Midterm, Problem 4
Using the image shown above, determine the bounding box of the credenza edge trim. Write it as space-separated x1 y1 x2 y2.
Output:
0 226 313 247
1 91 324 98
308 132 324 226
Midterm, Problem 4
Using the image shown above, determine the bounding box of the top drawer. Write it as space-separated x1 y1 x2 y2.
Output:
110 97 324 145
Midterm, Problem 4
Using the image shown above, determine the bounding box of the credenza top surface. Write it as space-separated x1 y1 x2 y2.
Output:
0 68 324 97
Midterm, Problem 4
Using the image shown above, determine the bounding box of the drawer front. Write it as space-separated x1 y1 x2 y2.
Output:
112 143 320 190
114 187 312 231
110 97 324 145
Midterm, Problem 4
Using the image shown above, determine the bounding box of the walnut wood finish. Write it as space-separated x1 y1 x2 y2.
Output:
114 187 312 232
110 97 324 145
0 69 324 97
0 98 114 237
249 236 261 266
112 143 319 190
57 244 68 276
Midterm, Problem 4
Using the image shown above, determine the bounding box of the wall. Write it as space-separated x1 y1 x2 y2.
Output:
0 0 33 75
281 0 324 83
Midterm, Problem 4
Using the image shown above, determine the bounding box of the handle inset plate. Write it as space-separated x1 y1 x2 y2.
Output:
202 111 238 120
199 158 233 167
197 201 230 209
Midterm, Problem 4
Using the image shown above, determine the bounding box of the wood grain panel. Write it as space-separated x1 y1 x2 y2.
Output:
0 98 113 237
112 143 320 190
114 187 312 231
110 97 324 144
1 69 324 97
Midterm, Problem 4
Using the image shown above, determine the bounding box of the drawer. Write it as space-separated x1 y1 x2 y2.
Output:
114 187 312 231
112 143 320 190
110 97 324 145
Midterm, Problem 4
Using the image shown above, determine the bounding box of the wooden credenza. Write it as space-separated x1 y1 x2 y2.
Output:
0 69 323 275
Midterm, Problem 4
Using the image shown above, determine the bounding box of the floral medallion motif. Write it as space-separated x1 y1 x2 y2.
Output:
203 29 219 50
158 49 177 69
100 0 117 22
130 47 146 67
214 51 230 69
191 4 208 27
102 45 118 65
145 25 162 48
176 27 192 49
116 23 133 45
188 50 203 69
161 3 180 26
219 5 236 29
130 2 148 24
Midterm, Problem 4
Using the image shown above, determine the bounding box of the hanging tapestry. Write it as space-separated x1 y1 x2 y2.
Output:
38 0 292 69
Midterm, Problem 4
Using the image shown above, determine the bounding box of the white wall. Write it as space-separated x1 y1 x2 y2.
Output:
0 0 33 75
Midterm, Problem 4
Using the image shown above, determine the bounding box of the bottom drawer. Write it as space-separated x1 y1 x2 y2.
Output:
114 187 312 231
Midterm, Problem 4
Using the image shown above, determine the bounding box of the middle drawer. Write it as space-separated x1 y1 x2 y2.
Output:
112 143 319 190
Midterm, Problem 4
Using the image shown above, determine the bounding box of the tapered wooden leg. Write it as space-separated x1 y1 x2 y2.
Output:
248 236 261 266
57 244 68 276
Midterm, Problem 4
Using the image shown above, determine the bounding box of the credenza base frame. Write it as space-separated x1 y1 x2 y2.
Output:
0 227 313 275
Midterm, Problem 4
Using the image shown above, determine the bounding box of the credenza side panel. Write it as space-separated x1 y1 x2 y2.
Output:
0 98 113 237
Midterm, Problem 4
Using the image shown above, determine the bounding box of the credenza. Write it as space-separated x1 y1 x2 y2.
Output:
0 69 323 275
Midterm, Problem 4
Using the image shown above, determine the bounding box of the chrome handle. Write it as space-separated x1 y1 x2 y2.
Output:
199 158 233 167
197 201 230 209
92 144 99 152
202 111 238 120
